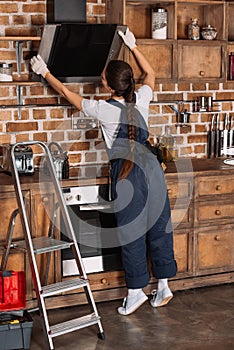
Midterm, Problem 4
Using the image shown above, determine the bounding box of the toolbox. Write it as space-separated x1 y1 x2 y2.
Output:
0 271 26 311
0 311 33 350
0 271 33 349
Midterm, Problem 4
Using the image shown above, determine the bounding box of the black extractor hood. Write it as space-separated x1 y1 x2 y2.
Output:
37 23 127 83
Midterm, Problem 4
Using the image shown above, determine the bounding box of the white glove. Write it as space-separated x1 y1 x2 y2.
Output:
30 54 49 78
118 28 137 51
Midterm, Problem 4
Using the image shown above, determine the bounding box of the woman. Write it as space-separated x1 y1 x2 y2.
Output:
30 28 177 316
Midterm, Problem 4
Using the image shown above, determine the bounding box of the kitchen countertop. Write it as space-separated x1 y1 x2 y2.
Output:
0 157 234 192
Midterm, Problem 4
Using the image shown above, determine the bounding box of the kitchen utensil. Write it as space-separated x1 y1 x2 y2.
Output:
207 114 216 158
221 113 229 156
43 142 69 179
215 114 221 157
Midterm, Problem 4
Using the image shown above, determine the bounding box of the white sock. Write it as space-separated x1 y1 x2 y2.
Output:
158 279 168 291
128 288 142 297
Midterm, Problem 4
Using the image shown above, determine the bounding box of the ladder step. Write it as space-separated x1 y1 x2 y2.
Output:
15 237 73 254
49 313 101 338
41 278 88 297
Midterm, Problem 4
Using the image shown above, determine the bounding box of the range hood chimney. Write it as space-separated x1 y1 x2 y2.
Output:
47 0 86 24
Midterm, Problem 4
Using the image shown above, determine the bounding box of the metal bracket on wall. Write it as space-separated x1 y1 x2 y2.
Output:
15 41 23 76
16 85 23 119
72 111 99 130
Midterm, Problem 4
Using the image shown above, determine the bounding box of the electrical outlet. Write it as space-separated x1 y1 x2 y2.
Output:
72 111 99 130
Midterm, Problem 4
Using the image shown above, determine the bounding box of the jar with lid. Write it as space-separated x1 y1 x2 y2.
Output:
152 8 167 39
0 63 13 82
188 18 200 40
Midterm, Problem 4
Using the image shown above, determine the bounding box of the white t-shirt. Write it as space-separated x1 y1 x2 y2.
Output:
81 84 152 149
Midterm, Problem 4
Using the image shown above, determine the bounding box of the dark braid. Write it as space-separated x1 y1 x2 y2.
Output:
105 60 136 179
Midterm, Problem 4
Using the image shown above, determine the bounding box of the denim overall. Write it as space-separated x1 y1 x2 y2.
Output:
106 99 177 289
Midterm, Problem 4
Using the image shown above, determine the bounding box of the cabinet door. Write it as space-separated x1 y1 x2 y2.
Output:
178 42 225 81
173 230 193 276
129 40 176 81
195 224 234 276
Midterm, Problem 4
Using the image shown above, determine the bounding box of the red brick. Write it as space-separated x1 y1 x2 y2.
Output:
0 134 11 144
33 133 47 142
6 121 38 132
85 152 97 162
70 142 90 151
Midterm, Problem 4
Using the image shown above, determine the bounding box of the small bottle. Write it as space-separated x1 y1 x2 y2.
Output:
160 126 174 162
171 137 178 161
188 18 200 40
62 152 70 179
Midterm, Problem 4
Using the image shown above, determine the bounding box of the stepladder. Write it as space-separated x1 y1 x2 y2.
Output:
0 141 105 349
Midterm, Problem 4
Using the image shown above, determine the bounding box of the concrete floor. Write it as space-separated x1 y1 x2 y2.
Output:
30 283 234 350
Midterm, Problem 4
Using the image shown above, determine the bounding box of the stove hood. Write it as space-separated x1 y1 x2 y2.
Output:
36 23 127 83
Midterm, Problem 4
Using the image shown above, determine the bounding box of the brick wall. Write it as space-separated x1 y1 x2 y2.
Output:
0 0 234 172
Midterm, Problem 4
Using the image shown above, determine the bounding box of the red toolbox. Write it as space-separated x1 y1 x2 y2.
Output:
0 271 26 311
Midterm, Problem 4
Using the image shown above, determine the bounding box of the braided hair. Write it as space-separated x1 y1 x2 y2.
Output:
105 60 136 179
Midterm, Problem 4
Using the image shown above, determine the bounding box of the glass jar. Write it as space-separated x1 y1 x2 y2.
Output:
0 63 13 82
152 8 167 39
160 126 174 162
188 18 200 40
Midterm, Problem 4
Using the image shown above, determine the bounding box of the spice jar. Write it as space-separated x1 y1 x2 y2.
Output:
0 63 13 81
188 18 200 40
152 8 167 39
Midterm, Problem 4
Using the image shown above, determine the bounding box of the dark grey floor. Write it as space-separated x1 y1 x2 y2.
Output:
30 283 234 350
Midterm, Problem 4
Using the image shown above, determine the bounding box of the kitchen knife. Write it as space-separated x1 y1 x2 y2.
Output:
222 113 229 156
207 114 216 158
215 114 220 157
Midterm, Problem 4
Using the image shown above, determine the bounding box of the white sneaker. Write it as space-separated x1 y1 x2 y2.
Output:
118 290 148 316
150 287 173 307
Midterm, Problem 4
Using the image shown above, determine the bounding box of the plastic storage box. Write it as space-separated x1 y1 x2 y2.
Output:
0 311 33 350
0 271 26 311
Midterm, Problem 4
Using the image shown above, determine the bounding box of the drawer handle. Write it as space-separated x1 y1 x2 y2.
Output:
215 235 221 241
200 71 205 76
42 197 49 203
215 210 221 216
167 189 172 194
101 278 108 285
216 185 222 191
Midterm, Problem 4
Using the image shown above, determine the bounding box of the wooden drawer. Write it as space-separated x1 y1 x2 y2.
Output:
197 175 234 197
88 271 126 291
167 180 192 199
171 206 192 228
196 225 234 275
195 200 234 223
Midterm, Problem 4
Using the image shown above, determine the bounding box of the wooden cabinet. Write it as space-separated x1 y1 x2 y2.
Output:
167 174 193 277
194 173 234 276
106 0 232 82
0 159 234 308
178 41 225 81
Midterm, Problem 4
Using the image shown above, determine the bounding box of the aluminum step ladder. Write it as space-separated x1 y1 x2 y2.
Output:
1 141 104 350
